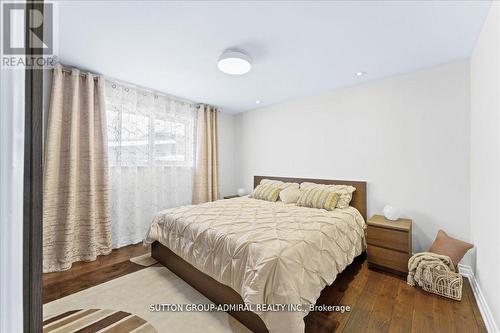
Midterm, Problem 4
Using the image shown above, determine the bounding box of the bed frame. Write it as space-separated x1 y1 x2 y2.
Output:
151 176 367 333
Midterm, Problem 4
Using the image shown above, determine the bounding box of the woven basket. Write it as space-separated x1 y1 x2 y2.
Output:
421 266 463 301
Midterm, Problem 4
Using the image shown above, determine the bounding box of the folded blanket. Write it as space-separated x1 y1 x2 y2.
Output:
407 252 455 287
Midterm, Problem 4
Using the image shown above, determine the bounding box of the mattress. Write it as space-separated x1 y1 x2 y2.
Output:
145 196 366 333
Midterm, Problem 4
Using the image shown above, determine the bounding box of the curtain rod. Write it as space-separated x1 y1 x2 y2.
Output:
57 63 206 108
60 67 99 80
106 76 202 107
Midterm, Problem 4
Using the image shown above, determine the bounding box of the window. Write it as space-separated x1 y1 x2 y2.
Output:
105 82 196 168
104 81 197 248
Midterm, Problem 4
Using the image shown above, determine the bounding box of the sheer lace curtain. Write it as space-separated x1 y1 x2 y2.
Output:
105 81 196 248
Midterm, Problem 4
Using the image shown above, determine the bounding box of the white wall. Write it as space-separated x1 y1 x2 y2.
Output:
470 3 500 331
218 112 236 197
234 61 471 261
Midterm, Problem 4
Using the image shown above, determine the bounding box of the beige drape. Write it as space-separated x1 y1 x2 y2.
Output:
43 64 112 273
192 105 219 204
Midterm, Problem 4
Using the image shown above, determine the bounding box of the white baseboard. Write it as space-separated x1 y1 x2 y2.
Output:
458 264 499 333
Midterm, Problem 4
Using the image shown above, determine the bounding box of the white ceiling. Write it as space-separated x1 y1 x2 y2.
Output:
57 1 491 113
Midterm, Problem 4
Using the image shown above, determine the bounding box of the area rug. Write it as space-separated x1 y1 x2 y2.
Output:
130 253 158 267
43 267 251 333
43 309 156 332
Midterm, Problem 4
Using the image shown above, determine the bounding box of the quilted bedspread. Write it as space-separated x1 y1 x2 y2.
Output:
145 196 366 333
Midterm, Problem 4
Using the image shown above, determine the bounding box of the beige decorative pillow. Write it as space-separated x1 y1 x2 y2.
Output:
279 186 301 204
429 230 473 266
260 179 299 190
299 182 356 208
250 184 281 202
296 188 340 211
330 185 356 208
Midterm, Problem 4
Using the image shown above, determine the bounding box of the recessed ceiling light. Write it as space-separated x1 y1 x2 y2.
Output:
255 100 261 104
356 71 366 77
218 50 252 75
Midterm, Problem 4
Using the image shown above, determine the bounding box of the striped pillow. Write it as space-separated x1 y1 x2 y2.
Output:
296 188 340 211
251 184 281 202
300 182 356 209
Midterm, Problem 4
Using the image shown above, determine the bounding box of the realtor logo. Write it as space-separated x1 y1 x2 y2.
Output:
2 2 53 55
1 1 55 68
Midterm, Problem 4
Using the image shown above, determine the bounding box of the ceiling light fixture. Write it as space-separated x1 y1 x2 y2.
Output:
255 100 261 104
218 50 252 75
356 71 366 77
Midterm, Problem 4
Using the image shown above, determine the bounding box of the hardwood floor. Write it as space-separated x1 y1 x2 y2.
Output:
43 242 149 303
305 254 487 333
44 248 487 333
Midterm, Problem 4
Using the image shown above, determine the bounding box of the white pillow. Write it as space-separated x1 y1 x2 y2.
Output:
299 182 323 191
299 182 356 208
260 179 299 190
279 186 302 204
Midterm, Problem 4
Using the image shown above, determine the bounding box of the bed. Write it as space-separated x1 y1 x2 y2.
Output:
145 176 367 333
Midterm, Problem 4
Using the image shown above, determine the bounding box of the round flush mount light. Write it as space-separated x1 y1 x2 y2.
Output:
356 71 366 77
218 50 252 75
255 100 261 104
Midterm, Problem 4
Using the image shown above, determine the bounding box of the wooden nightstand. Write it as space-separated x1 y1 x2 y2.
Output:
223 195 239 199
367 215 412 275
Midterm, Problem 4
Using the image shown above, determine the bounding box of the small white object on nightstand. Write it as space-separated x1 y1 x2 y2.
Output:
237 188 248 196
383 205 401 221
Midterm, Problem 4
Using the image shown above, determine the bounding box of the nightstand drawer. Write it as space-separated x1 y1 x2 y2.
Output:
367 245 409 273
367 225 409 253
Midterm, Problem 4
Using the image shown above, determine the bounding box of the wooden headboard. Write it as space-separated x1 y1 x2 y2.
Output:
253 176 367 220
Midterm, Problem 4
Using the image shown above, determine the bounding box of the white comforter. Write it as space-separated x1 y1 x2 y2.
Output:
145 196 366 333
